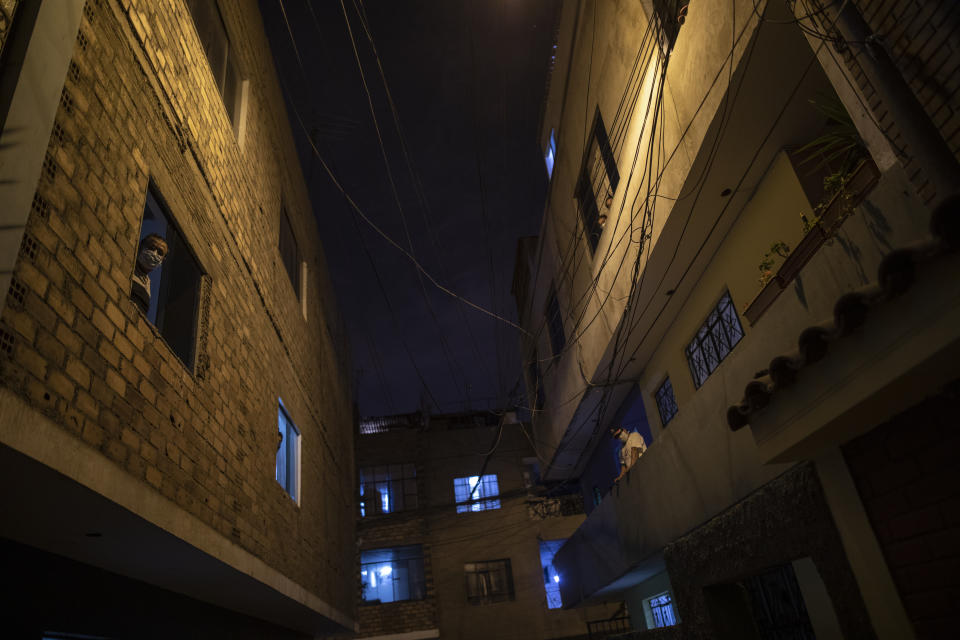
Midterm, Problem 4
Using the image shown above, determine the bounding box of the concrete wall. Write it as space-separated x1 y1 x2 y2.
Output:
0 0 354 632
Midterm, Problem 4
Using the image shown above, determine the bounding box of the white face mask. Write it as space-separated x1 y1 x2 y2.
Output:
138 247 164 271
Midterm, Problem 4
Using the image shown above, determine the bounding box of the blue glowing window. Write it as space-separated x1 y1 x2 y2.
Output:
359 464 417 517
545 129 558 178
646 591 677 628
539 539 565 609
276 400 300 502
454 474 501 513
360 546 426 604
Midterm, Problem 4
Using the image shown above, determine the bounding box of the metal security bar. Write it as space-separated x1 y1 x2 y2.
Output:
685 291 744 388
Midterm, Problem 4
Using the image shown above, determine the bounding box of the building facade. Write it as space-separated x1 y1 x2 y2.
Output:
354 410 620 640
0 1 355 637
513 0 959 637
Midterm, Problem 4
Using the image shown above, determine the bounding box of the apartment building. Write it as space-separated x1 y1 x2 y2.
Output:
354 410 620 640
513 0 959 637
0 1 355 637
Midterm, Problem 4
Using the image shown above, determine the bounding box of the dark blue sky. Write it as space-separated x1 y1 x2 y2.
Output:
259 1 559 417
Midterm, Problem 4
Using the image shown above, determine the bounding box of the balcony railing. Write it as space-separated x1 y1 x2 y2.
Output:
526 493 584 520
587 616 631 638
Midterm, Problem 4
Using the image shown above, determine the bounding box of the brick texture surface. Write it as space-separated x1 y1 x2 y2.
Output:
0 0 354 619
842 382 960 640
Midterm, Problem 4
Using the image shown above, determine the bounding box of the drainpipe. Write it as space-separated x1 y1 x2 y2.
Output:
828 2 960 205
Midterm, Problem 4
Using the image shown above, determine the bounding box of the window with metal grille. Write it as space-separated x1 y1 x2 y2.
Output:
359 464 417 517
684 291 744 388
276 400 300 502
539 540 564 610
575 108 619 254
546 286 565 356
278 207 301 300
185 0 241 123
644 591 678 628
527 351 545 411
454 474 500 513
464 559 514 605
361 546 426 604
655 377 678 426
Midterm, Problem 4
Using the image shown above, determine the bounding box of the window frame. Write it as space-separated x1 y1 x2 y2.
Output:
453 474 501 513
359 463 418 517
276 399 301 504
643 590 678 628
545 285 566 357
544 128 558 179
464 558 515 605
184 0 244 128
360 545 426 605
574 108 619 254
133 182 205 371
654 376 678 426
278 204 302 302
684 291 744 388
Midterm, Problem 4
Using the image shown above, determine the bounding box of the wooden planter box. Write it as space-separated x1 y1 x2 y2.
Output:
744 157 880 325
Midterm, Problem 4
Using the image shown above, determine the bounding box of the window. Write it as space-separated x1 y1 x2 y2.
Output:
527 351 545 411
186 0 242 123
361 546 426 604
652 1 687 51
654 377 678 426
278 207 301 300
544 128 558 179
359 464 417 517
575 108 619 253
132 185 203 368
454 474 500 513
276 400 300 502
464 559 514 605
592 486 602 506
546 286 565 356
539 540 565 609
644 591 678 628
685 291 744 388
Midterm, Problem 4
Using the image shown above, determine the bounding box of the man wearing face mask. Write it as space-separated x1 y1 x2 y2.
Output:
130 234 168 314
611 427 646 483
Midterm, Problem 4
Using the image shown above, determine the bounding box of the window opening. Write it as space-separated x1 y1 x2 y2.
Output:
655 377 678 426
359 464 417 517
454 474 500 513
685 291 744 388
464 559 514 605
546 286 565 357
132 186 202 368
361 546 426 604
278 206 301 300
544 128 558 179
644 591 678 628
575 108 618 253
186 0 241 123
527 350 545 411
276 400 300 502
539 540 565 609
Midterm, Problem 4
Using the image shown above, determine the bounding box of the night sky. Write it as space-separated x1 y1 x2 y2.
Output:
258 1 559 417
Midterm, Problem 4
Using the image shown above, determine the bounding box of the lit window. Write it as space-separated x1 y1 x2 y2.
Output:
278 207 302 301
655 377 678 426
546 286 565 357
361 546 426 604
131 185 203 369
359 464 417 517
186 0 242 124
575 108 618 254
454 474 500 513
685 291 744 388
539 540 565 609
464 559 514 605
544 129 558 178
276 400 300 502
644 591 677 628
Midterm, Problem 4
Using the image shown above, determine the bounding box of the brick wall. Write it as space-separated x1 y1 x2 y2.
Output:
0 0 354 618
841 381 960 639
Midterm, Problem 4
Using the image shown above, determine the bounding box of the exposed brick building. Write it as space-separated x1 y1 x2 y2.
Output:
0 1 355 637
354 410 619 640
